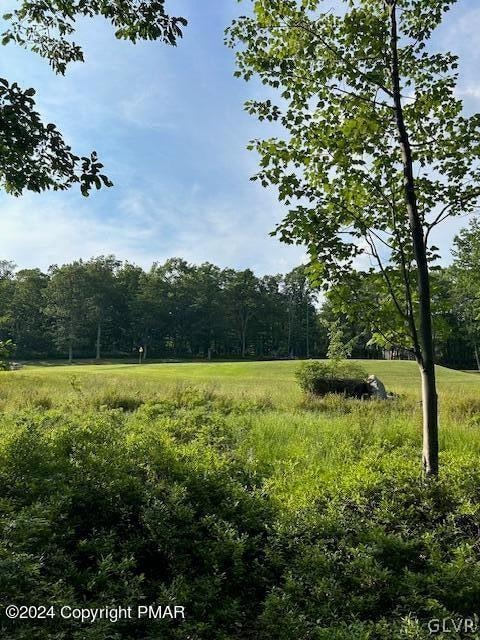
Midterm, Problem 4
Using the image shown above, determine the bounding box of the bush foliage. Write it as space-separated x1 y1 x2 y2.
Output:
0 340 15 371
295 360 368 396
0 399 273 639
0 389 480 638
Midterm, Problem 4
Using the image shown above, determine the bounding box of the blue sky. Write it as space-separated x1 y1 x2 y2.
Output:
0 1 479 274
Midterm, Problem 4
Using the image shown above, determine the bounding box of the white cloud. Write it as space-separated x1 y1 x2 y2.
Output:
458 85 480 100
115 186 307 274
0 188 306 276
0 195 146 269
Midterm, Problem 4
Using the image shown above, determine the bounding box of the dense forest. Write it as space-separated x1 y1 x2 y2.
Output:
0 243 479 367
0 257 326 361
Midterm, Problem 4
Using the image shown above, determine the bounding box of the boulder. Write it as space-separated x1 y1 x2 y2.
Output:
367 374 387 400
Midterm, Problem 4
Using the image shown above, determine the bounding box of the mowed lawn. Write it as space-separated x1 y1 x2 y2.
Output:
4 358 480 402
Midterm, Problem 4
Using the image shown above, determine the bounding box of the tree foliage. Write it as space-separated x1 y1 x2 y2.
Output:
1 1 186 196
228 0 480 325
0 251 479 366
228 0 480 475
449 218 480 368
0 256 323 361
0 338 15 370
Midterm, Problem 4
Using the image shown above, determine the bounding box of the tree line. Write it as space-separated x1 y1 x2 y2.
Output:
1 218 480 366
319 218 480 372
0 257 325 361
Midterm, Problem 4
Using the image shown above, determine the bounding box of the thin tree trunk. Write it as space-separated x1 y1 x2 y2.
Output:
96 322 101 360
287 305 292 356
388 1 438 476
240 311 250 358
474 342 480 371
306 299 310 359
68 320 73 364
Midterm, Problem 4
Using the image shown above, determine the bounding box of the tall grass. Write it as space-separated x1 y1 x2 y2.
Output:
2 361 480 638
2 361 480 507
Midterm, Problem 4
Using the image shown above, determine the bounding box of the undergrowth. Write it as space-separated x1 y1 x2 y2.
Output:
0 378 480 637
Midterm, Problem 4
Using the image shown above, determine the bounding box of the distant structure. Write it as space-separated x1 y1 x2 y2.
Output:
382 347 414 361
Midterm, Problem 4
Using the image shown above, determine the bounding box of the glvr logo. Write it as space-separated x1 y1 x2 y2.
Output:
428 617 479 634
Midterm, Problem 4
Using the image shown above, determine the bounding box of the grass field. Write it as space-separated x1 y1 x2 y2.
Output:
4 357 480 400
2 359 480 505
2 360 480 638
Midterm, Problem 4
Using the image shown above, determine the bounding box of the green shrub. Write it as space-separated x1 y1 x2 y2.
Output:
1 391 480 639
258 448 480 639
0 408 273 639
91 390 144 412
0 339 15 371
295 360 368 396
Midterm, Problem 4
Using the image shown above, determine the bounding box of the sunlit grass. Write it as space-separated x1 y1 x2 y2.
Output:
2 358 479 405
2 359 480 510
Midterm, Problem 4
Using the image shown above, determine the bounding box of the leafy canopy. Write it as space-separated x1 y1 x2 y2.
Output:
228 0 480 351
449 218 480 344
1 1 186 196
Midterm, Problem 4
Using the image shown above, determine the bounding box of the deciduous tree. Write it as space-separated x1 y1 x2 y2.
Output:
229 0 480 475
225 269 260 357
10 268 50 357
450 219 480 369
45 261 90 362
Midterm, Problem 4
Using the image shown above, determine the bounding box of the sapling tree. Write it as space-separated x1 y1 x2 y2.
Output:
325 318 357 363
228 0 480 475
1 1 186 196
